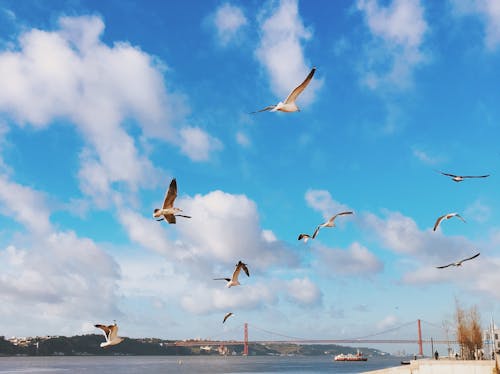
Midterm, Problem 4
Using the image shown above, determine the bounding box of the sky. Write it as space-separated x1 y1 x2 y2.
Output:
0 0 500 355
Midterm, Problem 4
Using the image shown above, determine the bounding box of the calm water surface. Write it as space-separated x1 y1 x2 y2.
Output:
0 356 403 373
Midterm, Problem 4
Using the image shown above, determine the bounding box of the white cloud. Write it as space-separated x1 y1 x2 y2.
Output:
0 177 120 335
357 0 429 90
376 315 398 330
412 146 442 165
0 175 52 235
0 15 220 206
236 131 251 148
255 0 321 106
305 189 352 220
316 242 383 276
176 190 296 269
286 277 322 305
451 0 500 50
181 282 278 315
179 126 223 162
212 3 248 46
464 199 491 223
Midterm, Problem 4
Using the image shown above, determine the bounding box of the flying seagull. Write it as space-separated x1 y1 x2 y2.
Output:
94 321 124 348
214 261 250 288
251 67 316 113
298 233 313 243
438 171 489 182
312 211 354 239
436 252 480 269
433 212 466 232
153 178 191 224
223 312 234 323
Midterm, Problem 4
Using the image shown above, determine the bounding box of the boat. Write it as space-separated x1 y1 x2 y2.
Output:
334 350 368 362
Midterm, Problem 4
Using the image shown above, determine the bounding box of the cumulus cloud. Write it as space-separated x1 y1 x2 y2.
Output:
451 0 500 50
176 190 297 269
181 282 278 315
0 15 221 206
256 0 321 105
357 0 429 90
286 277 322 305
179 126 223 162
316 242 383 276
305 189 352 220
212 3 248 46
0 175 52 235
0 176 120 335
360 210 472 261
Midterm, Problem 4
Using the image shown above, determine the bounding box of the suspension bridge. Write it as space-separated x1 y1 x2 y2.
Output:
173 319 457 356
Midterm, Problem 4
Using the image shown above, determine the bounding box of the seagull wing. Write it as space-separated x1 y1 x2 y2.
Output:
439 171 458 178
250 105 277 114
436 263 454 269
454 214 466 223
223 312 233 323
162 178 178 209
95 324 112 341
330 211 354 224
433 215 445 231
213 278 231 282
232 263 243 282
298 233 311 241
284 67 316 104
240 262 250 277
462 175 489 179
460 252 480 264
165 214 176 224
312 225 321 239
109 324 119 341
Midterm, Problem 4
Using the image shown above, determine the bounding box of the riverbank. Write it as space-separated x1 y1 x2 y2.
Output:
362 359 497 374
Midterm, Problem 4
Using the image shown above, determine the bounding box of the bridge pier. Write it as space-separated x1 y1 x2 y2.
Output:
243 323 248 355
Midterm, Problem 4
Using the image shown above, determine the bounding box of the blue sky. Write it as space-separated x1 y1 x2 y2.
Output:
0 0 499 353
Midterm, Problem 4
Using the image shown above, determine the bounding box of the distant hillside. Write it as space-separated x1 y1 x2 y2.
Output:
0 335 389 357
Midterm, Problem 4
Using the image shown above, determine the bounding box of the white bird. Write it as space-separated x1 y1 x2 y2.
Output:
433 212 466 232
252 67 316 113
312 211 354 239
438 171 489 183
298 233 313 243
153 178 191 224
436 252 480 269
223 312 234 323
214 261 250 288
94 322 124 348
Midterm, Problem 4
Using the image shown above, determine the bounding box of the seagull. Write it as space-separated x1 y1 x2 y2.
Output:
214 261 250 288
438 171 489 182
298 233 313 243
312 211 354 239
433 212 466 231
436 252 480 269
223 312 234 323
94 321 124 348
251 67 316 113
153 178 191 224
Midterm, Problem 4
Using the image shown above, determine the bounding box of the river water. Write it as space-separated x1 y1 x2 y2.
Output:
0 355 403 373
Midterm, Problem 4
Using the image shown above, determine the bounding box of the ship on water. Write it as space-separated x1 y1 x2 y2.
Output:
333 350 367 362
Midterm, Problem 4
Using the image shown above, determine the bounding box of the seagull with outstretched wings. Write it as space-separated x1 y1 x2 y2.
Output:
251 67 316 113
436 253 480 269
153 178 191 224
214 261 250 288
94 321 124 348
